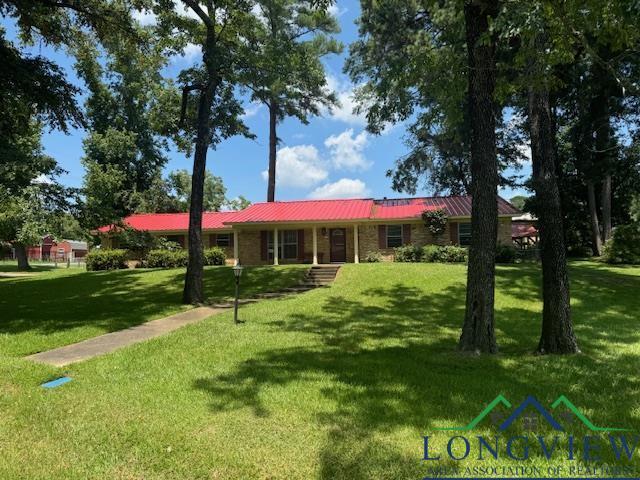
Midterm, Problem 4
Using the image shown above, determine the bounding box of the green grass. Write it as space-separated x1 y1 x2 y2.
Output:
1 262 639 479
0 264 307 357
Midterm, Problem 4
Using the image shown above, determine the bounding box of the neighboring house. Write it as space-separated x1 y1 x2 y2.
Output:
511 213 539 249
97 196 520 265
26 236 88 261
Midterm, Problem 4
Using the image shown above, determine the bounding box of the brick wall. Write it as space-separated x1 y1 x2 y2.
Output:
358 218 513 262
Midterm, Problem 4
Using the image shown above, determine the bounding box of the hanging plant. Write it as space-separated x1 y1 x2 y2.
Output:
422 209 448 238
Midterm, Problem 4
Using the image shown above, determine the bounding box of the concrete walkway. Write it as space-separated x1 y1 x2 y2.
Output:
25 266 340 367
26 306 226 367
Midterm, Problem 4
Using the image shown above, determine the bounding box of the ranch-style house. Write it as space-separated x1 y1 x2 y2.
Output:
97 195 519 265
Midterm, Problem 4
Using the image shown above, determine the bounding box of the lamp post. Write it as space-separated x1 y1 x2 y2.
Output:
232 263 244 324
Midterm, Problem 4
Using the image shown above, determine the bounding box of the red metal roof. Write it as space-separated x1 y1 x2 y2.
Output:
97 211 237 233
222 199 374 224
96 196 520 232
369 196 519 219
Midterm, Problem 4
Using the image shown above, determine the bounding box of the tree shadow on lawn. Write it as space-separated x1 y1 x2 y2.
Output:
0 266 305 353
193 265 640 478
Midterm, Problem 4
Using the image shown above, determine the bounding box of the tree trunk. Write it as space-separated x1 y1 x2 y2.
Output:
267 99 278 202
458 0 499 354
528 58 579 354
601 174 612 243
183 32 218 305
15 244 30 271
587 180 603 256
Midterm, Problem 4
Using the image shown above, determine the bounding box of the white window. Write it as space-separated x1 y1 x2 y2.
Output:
386 225 403 248
268 230 298 260
216 234 231 247
458 223 472 246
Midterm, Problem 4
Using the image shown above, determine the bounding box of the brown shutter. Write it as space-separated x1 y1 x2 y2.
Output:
297 229 305 262
229 233 234 248
449 222 458 245
209 233 217 248
378 225 387 249
260 231 268 260
402 224 411 244
178 235 185 248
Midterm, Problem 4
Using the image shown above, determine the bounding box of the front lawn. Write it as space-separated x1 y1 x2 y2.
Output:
1 262 639 479
0 265 307 357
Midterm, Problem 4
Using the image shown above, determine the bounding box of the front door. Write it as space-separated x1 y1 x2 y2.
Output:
330 228 347 263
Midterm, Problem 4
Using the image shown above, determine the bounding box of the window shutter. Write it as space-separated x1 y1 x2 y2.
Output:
402 224 411 244
297 229 305 261
260 231 268 260
209 234 217 247
449 222 458 245
178 235 185 248
229 233 234 248
378 225 387 249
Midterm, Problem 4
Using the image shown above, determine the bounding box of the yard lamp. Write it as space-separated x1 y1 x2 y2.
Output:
232 263 244 324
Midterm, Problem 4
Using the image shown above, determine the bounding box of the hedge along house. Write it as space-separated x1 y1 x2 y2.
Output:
98 212 237 261
97 195 519 265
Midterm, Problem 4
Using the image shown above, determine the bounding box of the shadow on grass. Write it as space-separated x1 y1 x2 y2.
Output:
0 266 306 349
193 263 640 478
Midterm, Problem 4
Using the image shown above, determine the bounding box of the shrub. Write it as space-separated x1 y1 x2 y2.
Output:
86 249 128 271
204 247 226 266
495 243 517 263
602 224 640 264
421 209 448 238
394 244 423 262
156 238 182 251
113 227 158 259
144 249 188 268
364 251 382 263
422 244 468 263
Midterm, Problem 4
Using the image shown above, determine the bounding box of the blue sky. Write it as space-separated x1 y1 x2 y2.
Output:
3 0 529 204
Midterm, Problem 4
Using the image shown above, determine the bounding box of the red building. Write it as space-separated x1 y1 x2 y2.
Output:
26 236 88 261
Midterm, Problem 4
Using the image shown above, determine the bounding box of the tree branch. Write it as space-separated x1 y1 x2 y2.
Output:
182 0 213 28
180 83 203 127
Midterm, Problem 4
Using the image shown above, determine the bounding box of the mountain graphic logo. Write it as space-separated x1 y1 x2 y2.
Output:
435 394 630 432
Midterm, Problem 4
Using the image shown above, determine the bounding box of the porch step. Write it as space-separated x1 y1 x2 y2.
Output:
300 265 341 290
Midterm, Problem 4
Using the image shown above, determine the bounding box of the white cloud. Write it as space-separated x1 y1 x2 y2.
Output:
308 178 370 199
261 145 328 188
324 75 368 126
517 142 532 164
324 128 371 171
328 4 348 18
241 101 263 120
132 8 157 26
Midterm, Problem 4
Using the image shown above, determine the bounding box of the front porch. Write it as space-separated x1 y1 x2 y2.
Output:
232 224 362 266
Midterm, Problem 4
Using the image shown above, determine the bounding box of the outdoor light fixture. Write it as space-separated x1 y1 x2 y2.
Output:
321 227 327 237
232 263 244 324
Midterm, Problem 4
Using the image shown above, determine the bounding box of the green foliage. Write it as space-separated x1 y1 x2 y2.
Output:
630 195 640 224
225 196 252 211
364 251 382 263
85 249 128 271
245 0 341 122
156 238 182 251
167 169 226 212
422 245 468 263
113 228 159 259
144 249 188 269
509 195 528 212
204 247 226 266
393 244 423 263
495 244 517 264
603 224 640 264
421 209 448 238
346 0 525 195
